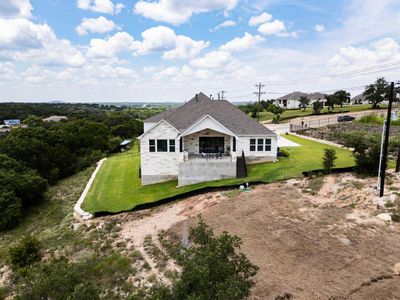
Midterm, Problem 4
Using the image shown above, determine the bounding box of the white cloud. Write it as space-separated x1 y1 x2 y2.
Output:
257 19 285 36
211 20 236 32
315 24 325 33
190 50 232 69
328 37 400 71
257 19 298 37
143 66 157 73
153 65 211 81
87 32 136 58
0 17 86 68
249 12 272 26
134 26 209 59
0 0 32 18
0 18 54 49
76 0 124 15
76 16 120 36
134 0 239 25
220 32 265 52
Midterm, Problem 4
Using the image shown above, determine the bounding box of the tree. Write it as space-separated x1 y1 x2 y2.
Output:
323 148 337 172
343 133 380 175
298 96 310 111
9 235 42 270
333 90 351 107
0 189 22 231
267 104 284 124
364 77 390 109
141 220 258 300
312 100 323 115
325 95 336 112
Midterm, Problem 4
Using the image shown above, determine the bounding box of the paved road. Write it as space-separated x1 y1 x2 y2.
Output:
264 109 391 134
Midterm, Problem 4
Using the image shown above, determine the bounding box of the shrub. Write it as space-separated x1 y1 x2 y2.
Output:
354 140 380 175
15 257 100 300
140 219 258 300
279 149 290 157
0 189 22 231
392 212 400 222
322 148 337 172
9 236 42 269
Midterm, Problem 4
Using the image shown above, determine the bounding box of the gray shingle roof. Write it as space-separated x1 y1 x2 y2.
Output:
277 91 327 101
144 93 275 136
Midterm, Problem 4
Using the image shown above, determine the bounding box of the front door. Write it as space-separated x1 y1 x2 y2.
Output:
199 137 224 153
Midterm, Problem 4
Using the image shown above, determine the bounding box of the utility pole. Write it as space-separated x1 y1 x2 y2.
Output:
254 83 265 122
219 90 226 100
379 81 395 197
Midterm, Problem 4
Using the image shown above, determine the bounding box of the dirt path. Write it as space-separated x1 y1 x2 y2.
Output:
99 173 400 299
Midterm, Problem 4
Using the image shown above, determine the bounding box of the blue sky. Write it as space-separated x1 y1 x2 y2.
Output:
0 0 399 102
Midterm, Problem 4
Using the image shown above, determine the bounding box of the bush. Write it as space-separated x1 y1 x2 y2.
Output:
0 189 22 231
322 148 337 172
9 236 42 270
15 257 100 300
391 212 400 222
279 149 290 157
139 219 258 300
354 140 380 175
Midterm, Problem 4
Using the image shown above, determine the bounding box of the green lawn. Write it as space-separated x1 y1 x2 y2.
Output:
82 135 355 213
258 104 383 122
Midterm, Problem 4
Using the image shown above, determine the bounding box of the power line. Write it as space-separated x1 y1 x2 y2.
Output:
264 60 400 85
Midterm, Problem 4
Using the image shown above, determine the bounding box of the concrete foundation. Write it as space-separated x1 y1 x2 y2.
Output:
141 174 177 185
178 161 236 186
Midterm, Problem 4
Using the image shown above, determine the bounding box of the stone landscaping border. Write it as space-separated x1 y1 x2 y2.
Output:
74 158 107 221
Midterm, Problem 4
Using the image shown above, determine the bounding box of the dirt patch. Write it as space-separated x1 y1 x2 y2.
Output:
98 173 400 299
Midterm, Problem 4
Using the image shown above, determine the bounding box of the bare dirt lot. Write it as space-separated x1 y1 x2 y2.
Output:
102 172 400 299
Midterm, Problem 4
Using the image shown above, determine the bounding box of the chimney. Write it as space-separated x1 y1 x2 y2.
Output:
195 94 198 102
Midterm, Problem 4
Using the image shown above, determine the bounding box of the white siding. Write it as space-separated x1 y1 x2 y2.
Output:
237 136 278 161
140 121 180 185
143 122 156 132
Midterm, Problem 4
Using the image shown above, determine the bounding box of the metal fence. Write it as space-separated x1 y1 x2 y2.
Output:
290 110 387 132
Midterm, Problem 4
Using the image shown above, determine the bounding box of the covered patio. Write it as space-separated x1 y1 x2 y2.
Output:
180 128 237 163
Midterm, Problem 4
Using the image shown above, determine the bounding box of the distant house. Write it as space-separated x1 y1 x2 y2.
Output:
138 93 277 186
43 115 68 122
273 92 327 109
3 119 21 126
351 93 390 105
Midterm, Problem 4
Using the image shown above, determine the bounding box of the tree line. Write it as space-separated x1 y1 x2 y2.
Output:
0 105 147 230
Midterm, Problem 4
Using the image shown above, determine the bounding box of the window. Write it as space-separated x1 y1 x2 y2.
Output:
250 139 256 152
265 138 271 151
149 139 155 152
157 139 168 152
233 137 236 152
169 139 175 152
257 139 264 151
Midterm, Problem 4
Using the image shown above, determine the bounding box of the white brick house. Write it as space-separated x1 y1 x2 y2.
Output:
138 93 277 186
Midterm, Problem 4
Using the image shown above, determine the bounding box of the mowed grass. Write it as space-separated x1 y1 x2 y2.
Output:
82 135 355 213
258 104 383 122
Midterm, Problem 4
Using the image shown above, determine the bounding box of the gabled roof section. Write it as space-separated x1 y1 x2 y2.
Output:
143 93 275 136
138 119 180 139
179 114 238 138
